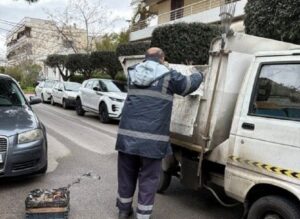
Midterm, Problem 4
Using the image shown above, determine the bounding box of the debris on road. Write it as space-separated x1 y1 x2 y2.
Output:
25 172 101 219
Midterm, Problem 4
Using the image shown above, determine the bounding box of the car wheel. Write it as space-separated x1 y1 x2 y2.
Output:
50 96 55 105
62 99 68 109
247 195 300 219
76 98 85 116
157 168 172 194
99 103 110 123
41 93 45 103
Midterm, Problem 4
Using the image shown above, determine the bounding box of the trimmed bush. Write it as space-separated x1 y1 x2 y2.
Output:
116 41 151 57
244 0 300 44
91 51 122 80
65 54 94 79
151 22 220 65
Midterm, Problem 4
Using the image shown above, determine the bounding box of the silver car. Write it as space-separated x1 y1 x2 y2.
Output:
51 81 81 109
35 80 57 103
0 74 47 177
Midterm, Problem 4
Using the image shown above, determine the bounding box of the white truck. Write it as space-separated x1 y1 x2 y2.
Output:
120 33 300 219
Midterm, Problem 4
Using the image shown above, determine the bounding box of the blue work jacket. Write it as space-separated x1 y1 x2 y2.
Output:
115 59 203 159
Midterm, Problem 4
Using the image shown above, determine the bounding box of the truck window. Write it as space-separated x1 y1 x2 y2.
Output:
250 63 300 121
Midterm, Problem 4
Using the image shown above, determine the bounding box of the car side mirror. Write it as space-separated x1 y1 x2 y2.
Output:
93 87 100 91
29 96 42 105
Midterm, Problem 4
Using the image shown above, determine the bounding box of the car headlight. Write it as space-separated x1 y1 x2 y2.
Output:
109 97 124 102
18 129 43 144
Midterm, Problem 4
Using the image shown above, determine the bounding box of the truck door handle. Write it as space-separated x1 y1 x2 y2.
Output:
242 123 255 130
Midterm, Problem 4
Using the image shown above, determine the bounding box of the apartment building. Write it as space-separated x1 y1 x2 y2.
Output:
130 0 247 41
6 17 87 80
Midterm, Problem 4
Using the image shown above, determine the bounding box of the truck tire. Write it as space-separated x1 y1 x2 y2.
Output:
157 169 172 194
76 98 85 116
247 195 300 219
99 103 110 123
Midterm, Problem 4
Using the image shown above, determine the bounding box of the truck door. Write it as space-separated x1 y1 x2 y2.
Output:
232 59 300 181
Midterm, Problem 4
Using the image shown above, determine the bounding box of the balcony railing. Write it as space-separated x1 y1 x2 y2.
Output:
131 0 240 32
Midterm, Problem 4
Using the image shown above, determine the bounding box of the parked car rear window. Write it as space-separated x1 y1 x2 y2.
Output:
64 82 81 91
250 63 300 121
44 81 56 88
0 79 26 106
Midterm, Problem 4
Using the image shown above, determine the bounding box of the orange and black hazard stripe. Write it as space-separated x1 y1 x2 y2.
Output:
229 155 300 180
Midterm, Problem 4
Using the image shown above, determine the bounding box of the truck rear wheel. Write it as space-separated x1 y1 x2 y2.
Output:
247 195 300 219
157 169 172 194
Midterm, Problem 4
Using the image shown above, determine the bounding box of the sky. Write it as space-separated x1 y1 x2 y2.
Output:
0 0 133 60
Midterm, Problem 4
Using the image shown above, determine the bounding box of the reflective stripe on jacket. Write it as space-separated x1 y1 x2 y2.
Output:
115 61 203 159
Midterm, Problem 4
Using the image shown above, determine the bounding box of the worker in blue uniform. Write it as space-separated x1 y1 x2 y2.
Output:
116 47 204 219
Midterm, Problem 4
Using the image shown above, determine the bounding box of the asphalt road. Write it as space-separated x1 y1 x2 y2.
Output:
0 103 243 219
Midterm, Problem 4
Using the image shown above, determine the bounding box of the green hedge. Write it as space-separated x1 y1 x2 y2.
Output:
91 51 122 80
244 0 300 44
116 41 151 57
151 22 220 65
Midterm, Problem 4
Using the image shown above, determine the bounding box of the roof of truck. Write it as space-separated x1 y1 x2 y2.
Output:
255 49 300 57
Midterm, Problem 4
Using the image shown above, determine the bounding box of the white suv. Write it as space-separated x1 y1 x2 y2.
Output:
76 79 127 123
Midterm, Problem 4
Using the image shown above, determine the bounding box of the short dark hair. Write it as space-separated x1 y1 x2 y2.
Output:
145 48 165 60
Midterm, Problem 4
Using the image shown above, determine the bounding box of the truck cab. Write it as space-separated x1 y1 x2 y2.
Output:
225 51 300 218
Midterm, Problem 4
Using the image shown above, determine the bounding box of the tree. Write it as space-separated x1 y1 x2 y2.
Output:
46 0 111 53
244 0 300 44
91 51 122 80
95 30 129 52
0 66 5 73
45 55 70 81
65 54 94 79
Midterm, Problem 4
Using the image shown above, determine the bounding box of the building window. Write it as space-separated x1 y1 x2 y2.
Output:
171 0 184 21
250 63 300 121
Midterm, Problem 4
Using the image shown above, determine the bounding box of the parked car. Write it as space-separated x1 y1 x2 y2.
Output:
35 80 57 103
76 79 127 123
51 81 81 109
0 74 47 177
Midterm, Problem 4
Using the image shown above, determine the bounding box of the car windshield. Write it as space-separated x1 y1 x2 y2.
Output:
114 81 128 93
102 80 124 92
0 79 26 107
64 82 81 91
44 81 56 88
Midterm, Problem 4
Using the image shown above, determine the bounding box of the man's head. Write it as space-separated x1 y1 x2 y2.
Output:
145 47 165 64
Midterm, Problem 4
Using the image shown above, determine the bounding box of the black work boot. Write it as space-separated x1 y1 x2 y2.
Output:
118 208 133 219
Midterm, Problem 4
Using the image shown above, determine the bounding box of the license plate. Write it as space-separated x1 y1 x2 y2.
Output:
0 154 3 163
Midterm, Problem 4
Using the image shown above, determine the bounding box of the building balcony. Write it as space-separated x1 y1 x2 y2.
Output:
130 0 247 42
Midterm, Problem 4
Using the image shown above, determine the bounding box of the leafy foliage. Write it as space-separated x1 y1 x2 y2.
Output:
116 41 151 57
65 54 94 79
151 22 220 65
96 30 130 52
5 61 41 89
244 0 300 44
45 55 70 81
0 66 5 73
91 51 122 80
